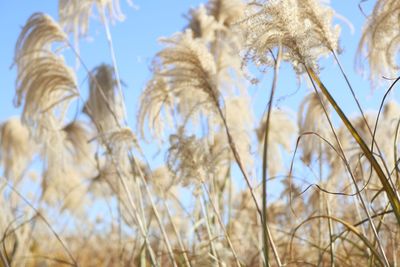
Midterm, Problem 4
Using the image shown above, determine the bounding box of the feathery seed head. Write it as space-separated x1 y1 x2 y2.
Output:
298 92 332 164
14 13 78 139
59 0 126 42
357 0 400 85
63 121 93 164
157 30 218 99
106 127 138 153
15 13 67 67
0 118 36 181
242 0 340 73
84 64 124 132
208 0 245 28
187 4 220 42
256 109 297 176
137 77 175 141
167 128 210 189
138 30 220 141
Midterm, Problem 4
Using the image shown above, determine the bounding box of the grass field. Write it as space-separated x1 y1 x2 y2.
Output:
0 0 400 266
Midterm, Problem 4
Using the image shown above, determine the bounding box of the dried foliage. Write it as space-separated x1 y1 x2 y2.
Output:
1 1 400 267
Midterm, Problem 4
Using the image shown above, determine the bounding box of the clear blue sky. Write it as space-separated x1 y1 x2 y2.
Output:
0 0 397 191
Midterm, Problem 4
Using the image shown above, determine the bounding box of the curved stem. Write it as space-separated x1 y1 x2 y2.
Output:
307 67 400 225
307 67 400 267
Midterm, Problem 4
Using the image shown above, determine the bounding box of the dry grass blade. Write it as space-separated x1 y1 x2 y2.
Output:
290 215 386 267
0 177 79 266
307 68 400 225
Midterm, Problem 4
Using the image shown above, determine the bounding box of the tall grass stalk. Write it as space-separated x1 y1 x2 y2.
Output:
200 183 242 267
325 195 335 267
67 49 160 266
262 46 282 267
307 68 400 226
100 10 128 123
306 68 391 266
164 202 192 267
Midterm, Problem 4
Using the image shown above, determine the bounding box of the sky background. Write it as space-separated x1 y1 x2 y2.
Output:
0 0 397 198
